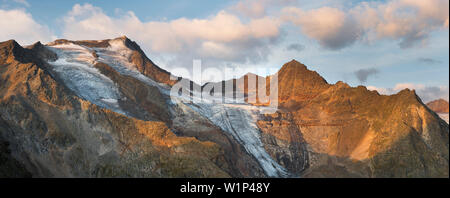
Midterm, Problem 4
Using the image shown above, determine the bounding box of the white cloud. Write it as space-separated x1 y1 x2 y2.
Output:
0 9 55 45
62 3 282 65
282 0 449 49
352 0 449 48
60 0 449 66
231 0 297 18
233 0 266 18
368 83 449 102
282 6 361 50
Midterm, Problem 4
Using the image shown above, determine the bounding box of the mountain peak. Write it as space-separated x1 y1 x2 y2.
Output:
0 39 33 63
277 59 328 85
0 39 22 51
111 35 132 44
29 41 43 47
276 60 330 105
335 81 350 88
280 59 308 71
107 37 177 86
427 98 449 113
118 35 129 40
113 36 140 52
44 37 177 86
434 98 449 103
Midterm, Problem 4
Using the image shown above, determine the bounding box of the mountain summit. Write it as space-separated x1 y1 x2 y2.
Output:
427 99 449 113
47 36 178 86
0 38 448 178
276 60 330 108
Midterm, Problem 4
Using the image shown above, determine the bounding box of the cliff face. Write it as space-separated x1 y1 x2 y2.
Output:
0 38 448 178
257 60 449 177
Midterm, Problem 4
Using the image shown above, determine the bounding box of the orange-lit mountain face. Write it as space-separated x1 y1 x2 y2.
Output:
0 38 448 178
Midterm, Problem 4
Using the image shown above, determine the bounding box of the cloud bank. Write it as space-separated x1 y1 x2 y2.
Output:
3 0 448 63
283 0 449 50
282 6 362 50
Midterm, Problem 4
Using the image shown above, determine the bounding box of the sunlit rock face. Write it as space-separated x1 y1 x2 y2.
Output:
267 62 449 177
0 37 448 178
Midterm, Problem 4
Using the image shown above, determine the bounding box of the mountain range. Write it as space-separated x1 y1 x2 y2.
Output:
427 99 449 113
0 37 448 178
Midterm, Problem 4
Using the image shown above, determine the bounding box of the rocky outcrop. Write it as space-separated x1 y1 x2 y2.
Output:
93 62 171 122
0 119 31 178
257 112 309 176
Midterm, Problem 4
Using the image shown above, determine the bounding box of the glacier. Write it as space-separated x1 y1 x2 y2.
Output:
47 43 126 115
45 39 291 178
186 102 290 177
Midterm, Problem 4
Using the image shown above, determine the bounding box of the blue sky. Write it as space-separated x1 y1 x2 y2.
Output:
0 0 449 101
3 0 236 32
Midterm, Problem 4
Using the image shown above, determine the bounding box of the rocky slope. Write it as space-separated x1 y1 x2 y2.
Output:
258 61 449 177
0 37 448 178
0 39 262 177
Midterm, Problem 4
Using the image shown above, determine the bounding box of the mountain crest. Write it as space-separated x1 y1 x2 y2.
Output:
0 39 21 49
0 40 34 63
279 59 307 72
427 98 449 113
278 59 328 85
46 37 178 86
0 38 449 178
276 59 330 105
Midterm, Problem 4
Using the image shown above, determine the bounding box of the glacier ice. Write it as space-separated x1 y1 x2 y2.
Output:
47 43 126 115
185 101 290 177
46 39 291 178
94 39 171 91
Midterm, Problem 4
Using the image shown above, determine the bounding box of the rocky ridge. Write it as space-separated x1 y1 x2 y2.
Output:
0 37 448 178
